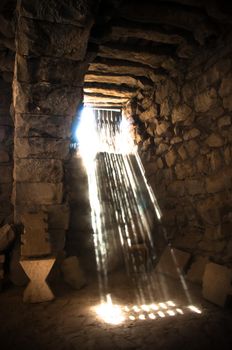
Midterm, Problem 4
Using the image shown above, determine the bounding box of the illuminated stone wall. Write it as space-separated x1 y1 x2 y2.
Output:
13 0 94 256
125 35 232 265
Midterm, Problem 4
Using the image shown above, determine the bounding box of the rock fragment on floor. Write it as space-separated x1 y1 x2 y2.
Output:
61 256 86 290
155 246 191 279
202 262 232 306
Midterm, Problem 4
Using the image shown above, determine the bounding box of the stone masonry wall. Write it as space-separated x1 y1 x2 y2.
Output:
0 79 13 225
125 37 232 266
13 0 94 257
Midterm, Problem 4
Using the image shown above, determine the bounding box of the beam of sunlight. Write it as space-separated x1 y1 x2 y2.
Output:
77 106 164 303
77 106 196 311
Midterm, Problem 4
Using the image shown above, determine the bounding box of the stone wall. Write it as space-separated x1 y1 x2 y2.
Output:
13 0 95 257
0 79 13 225
125 36 232 266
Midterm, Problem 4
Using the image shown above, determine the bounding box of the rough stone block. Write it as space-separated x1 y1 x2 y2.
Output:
204 225 223 240
185 140 199 158
156 121 170 136
18 17 91 61
206 168 232 193
165 149 177 167
173 231 200 251
14 81 82 116
0 224 15 251
160 98 171 117
206 133 224 147
156 143 169 155
183 128 200 141
156 246 191 279
209 150 221 172
172 104 192 123
19 0 92 26
198 239 225 254
45 203 70 230
14 183 63 206
17 55 89 85
194 88 218 113
222 95 232 111
197 198 221 225
217 115 231 129
156 79 177 104
139 105 157 122
21 212 51 257
202 262 232 307
219 74 232 97
177 145 188 160
14 137 70 160
20 258 55 303
15 113 72 139
175 161 195 180
14 159 63 183
186 256 208 284
61 256 86 289
185 179 205 195
182 82 194 103
167 181 185 197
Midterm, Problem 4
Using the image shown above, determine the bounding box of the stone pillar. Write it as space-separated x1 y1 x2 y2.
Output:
13 0 94 257
0 79 13 225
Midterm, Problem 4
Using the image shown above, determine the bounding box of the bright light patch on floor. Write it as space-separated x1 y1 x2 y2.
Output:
132 305 140 313
141 304 150 312
159 302 168 309
139 314 146 320
158 311 166 318
176 308 184 315
188 305 202 314
129 315 135 321
94 299 202 325
151 303 159 310
95 294 125 325
167 301 176 307
166 310 175 316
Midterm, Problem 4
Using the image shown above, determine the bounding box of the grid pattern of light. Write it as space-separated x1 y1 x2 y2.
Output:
94 295 202 325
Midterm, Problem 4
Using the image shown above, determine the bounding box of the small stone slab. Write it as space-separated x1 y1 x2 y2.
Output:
187 256 208 285
20 257 55 303
202 262 232 307
61 256 86 290
155 246 191 279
